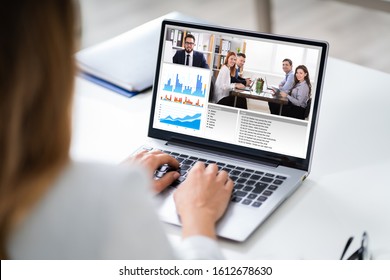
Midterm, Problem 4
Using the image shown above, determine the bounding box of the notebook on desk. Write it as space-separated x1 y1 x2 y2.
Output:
76 12 205 97
138 19 328 242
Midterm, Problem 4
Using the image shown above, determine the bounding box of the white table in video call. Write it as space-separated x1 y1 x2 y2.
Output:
71 57 390 259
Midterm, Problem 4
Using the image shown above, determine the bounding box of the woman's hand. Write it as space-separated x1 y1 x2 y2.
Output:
279 91 288 97
123 150 180 193
235 83 245 89
173 162 234 239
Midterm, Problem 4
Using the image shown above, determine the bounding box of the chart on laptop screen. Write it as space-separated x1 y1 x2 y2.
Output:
152 23 325 159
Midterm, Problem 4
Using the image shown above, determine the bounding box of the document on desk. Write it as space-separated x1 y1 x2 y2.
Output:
259 92 274 98
76 12 205 97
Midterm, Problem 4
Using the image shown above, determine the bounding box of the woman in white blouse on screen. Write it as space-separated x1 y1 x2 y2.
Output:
213 51 245 104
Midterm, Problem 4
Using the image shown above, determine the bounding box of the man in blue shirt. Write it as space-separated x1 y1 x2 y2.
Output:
173 34 209 69
269 58 294 115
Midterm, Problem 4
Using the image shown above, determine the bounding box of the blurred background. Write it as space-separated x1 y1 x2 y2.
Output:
79 0 390 73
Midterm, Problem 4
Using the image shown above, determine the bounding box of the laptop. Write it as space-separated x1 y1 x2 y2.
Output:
138 19 328 242
241 79 255 91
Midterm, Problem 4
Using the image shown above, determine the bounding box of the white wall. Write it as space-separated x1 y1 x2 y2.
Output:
244 39 321 82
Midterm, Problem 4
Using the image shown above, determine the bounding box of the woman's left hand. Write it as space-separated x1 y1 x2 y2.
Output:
123 150 180 193
280 91 288 97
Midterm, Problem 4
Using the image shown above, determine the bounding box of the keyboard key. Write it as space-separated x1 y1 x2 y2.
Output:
253 184 267 194
230 176 239 182
236 178 247 184
276 175 287 180
236 167 245 171
246 180 256 186
158 164 170 172
226 164 236 169
263 190 273 196
252 202 262 208
245 168 255 173
179 169 187 176
273 179 284 185
235 191 247 197
183 159 194 165
250 174 261 180
260 177 273 183
265 173 275 177
257 196 268 202
241 172 251 178
235 184 244 190
243 186 254 192
231 197 242 203
177 176 186 183
248 194 258 200
176 157 186 163
255 170 264 175
171 152 180 156
189 156 198 160
255 182 269 189
154 171 165 178
230 170 241 176
268 185 278 190
180 164 191 171
242 199 252 205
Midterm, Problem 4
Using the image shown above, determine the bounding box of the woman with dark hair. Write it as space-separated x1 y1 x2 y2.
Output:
280 65 311 119
0 0 233 259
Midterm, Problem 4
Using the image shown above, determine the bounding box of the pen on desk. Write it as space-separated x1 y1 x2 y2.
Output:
340 236 354 260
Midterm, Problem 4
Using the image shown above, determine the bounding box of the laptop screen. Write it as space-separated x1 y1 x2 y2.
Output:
149 20 328 170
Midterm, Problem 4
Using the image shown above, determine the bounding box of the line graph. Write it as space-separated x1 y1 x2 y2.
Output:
158 102 203 131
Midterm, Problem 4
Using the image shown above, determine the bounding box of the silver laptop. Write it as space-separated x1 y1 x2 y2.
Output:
139 20 328 242
241 79 255 91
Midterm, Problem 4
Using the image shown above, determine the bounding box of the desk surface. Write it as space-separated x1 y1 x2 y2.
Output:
71 57 390 259
231 89 288 105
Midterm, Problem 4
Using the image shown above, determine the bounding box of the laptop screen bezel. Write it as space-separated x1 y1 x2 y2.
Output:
148 19 328 171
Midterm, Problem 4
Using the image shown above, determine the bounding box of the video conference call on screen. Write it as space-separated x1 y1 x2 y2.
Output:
152 24 324 159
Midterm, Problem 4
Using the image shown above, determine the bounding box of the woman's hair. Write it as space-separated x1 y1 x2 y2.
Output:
224 51 237 77
0 0 78 259
293 65 312 97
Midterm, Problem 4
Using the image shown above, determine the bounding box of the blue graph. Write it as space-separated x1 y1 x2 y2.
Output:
160 113 201 130
163 74 206 97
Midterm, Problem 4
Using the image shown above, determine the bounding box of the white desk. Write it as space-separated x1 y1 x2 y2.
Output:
71 57 390 259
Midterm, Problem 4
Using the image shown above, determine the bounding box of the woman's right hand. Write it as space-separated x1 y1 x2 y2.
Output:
173 162 234 239
235 83 245 89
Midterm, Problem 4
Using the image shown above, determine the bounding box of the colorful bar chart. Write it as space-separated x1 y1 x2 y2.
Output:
163 73 207 97
159 63 210 99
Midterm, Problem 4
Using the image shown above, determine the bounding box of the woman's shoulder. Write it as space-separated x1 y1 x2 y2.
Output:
49 161 148 194
219 65 230 74
62 161 147 184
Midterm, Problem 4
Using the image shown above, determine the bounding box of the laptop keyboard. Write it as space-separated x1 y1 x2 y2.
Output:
151 148 287 209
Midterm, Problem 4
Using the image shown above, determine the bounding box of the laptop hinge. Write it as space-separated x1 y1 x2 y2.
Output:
166 137 281 168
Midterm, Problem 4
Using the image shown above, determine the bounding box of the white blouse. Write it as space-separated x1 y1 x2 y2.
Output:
7 161 224 259
213 65 235 103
